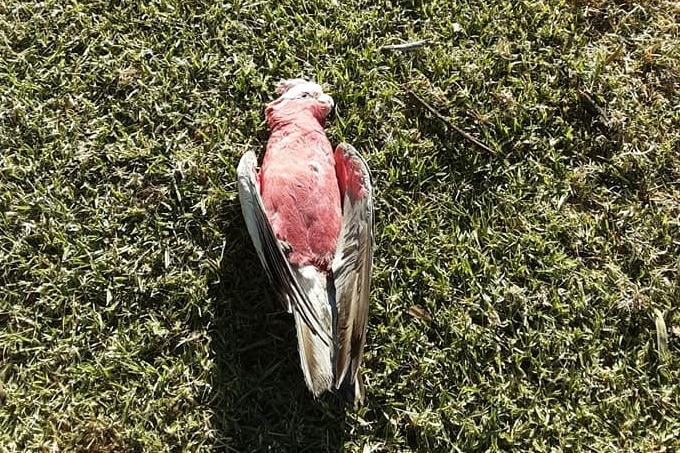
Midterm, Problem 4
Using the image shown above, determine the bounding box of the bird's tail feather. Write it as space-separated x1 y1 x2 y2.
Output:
292 266 334 396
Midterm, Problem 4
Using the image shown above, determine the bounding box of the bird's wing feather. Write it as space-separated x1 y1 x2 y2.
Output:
237 150 332 346
332 143 373 405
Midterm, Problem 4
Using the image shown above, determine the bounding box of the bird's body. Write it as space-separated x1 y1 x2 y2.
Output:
237 79 373 405
260 102 341 268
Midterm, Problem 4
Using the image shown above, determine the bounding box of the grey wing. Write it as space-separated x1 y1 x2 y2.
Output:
332 143 374 405
237 151 332 346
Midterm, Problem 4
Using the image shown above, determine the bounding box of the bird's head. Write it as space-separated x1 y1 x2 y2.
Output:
265 79 335 128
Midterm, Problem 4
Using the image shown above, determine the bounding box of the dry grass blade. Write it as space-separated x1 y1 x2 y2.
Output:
655 309 670 362
381 40 428 51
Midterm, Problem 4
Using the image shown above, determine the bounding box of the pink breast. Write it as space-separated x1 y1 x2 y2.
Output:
260 132 342 270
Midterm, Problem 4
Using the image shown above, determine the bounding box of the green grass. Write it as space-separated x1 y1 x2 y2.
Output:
1 0 679 451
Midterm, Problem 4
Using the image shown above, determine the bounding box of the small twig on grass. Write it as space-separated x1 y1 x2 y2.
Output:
577 89 610 126
381 40 428 52
406 88 497 155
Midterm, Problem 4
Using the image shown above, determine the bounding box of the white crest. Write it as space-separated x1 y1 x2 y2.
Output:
275 79 328 101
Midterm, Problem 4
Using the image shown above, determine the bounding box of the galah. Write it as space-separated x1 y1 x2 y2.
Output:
237 79 373 405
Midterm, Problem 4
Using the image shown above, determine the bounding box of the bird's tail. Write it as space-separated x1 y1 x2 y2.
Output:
292 266 334 396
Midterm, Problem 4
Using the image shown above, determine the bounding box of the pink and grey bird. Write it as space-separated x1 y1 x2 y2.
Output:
237 79 373 405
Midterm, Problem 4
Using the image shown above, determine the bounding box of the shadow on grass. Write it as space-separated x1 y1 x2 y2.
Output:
208 202 346 452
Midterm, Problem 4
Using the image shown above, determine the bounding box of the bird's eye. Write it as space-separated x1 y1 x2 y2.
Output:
300 92 311 98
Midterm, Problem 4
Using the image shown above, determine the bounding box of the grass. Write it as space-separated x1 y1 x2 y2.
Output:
1 0 679 451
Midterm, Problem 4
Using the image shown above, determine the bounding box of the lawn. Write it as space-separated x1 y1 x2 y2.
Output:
1 0 679 451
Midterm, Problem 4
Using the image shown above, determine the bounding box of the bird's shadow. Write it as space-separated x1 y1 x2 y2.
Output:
208 201 346 452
